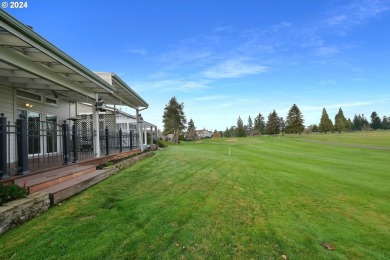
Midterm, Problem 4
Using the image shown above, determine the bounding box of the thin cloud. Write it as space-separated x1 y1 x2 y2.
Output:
301 101 372 111
133 79 209 93
325 0 390 30
193 95 229 101
202 58 268 79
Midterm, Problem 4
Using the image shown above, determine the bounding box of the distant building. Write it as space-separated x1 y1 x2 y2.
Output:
196 129 213 139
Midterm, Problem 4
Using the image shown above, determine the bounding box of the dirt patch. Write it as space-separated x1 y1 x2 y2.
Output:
225 139 239 142
195 141 204 143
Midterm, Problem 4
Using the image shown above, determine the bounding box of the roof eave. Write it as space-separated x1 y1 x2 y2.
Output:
0 10 115 93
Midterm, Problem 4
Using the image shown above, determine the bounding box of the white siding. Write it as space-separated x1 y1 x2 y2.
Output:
0 84 15 122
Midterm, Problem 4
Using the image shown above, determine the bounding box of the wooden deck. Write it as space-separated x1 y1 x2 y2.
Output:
11 149 141 205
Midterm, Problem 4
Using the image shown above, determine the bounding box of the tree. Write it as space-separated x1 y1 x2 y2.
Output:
334 108 348 133
352 114 369 131
224 127 231 137
213 129 222 138
247 116 253 132
285 104 304 134
279 117 285 135
186 119 197 140
382 116 390 130
319 108 333 134
229 126 236 137
254 113 265 134
370 111 382 130
236 116 247 137
162 97 187 144
266 110 280 135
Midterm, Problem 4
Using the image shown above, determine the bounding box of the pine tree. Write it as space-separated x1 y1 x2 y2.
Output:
162 97 187 144
248 116 253 132
236 116 247 137
224 127 231 137
319 108 333 134
370 111 382 130
352 114 369 131
382 116 390 130
266 110 280 135
186 119 197 140
285 104 304 134
334 108 348 133
254 113 265 134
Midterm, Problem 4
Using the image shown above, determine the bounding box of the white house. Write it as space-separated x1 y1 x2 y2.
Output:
0 10 154 178
196 129 214 139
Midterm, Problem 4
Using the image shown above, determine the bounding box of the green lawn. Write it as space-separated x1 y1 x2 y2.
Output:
1 131 389 259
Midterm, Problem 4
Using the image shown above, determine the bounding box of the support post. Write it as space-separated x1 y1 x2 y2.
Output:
119 128 123 153
62 120 70 165
0 113 8 178
105 126 109 156
16 118 29 174
136 110 143 151
72 124 78 163
93 93 100 157
130 131 133 150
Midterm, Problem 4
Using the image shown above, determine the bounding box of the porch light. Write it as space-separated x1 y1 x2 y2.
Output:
25 103 33 108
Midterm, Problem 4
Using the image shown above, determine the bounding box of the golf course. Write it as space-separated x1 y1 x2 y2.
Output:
0 131 389 259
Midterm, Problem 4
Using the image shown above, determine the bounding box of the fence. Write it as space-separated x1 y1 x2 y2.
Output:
0 113 139 179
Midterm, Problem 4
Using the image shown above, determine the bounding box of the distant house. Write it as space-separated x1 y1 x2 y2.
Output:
196 129 213 139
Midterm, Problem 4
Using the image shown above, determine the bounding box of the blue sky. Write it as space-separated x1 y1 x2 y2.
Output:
6 0 390 131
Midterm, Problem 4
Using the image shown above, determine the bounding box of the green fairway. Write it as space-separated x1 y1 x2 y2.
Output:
1 132 389 259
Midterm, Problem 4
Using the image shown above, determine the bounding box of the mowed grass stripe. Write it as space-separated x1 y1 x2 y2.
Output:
0 132 389 259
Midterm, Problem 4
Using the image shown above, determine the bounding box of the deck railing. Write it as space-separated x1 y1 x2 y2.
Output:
0 114 139 179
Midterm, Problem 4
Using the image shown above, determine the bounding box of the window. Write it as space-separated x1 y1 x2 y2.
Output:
45 97 58 106
16 90 42 102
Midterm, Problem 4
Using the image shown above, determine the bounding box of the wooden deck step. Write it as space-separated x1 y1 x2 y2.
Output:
40 168 114 205
14 165 96 194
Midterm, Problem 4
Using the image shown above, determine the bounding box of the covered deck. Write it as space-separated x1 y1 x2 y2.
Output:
0 10 154 179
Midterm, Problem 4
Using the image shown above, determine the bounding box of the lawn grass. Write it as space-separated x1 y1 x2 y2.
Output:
0 131 389 259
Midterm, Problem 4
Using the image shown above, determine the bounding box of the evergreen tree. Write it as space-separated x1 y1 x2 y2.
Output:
186 119 197 140
279 117 285 135
162 97 187 144
229 126 236 137
334 108 348 133
236 116 247 137
285 104 305 134
346 118 353 131
266 110 280 135
382 116 390 130
248 116 253 132
224 127 231 137
352 114 369 131
319 108 333 134
254 113 265 134
370 111 381 130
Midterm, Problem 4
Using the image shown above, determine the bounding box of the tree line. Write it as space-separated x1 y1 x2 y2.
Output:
224 106 390 137
162 97 390 142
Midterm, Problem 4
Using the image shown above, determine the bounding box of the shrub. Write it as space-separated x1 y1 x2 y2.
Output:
0 182 28 206
157 139 168 148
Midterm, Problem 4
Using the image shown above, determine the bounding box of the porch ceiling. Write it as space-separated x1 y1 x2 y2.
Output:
0 11 148 109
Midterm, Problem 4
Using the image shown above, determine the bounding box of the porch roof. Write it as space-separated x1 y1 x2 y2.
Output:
0 10 147 109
